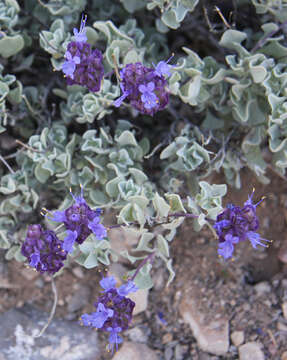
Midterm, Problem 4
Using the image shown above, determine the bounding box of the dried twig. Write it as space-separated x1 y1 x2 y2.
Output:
0 154 15 174
251 19 287 53
214 6 231 29
15 139 43 153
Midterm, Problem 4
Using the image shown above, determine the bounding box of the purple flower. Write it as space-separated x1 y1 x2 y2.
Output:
73 14 87 42
62 16 104 92
81 303 114 328
21 224 67 275
88 217 107 240
152 54 174 78
217 234 239 260
62 51 80 79
48 187 106 252
214 191 271 259
100 276 117 292
117 280 138 296
64 43 104 92
63 230 78 253
80 276 137 352
107 327 123 353
138 82 158 109
113 62 169 115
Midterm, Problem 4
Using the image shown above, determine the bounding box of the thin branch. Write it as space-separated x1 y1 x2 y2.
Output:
107 212 198 230
0 154 15 174
15 139 43 153
34 278 58 338
214 6 231 29
251 19 287 53
131 251 156 282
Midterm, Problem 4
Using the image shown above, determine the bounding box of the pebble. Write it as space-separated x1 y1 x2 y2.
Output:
281 351 287 360
231 331 244 347
21 268 38 281
164 347 173 360
254 282 271 296
174 344 184 360
282 302 287 320
128 289 149 315
125 327 147 343
277 322 287 331
278 244 287 263
72 267 84 279
67 285 90 313
162 333 173 344
179 294 229 355
112 342 158 360
239 342 264 360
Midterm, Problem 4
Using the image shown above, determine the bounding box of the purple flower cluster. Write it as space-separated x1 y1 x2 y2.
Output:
62 15 104 92
48 187 107 253
114 57 173 115
214 191 271 260
21 224 67 275
80 276 138 352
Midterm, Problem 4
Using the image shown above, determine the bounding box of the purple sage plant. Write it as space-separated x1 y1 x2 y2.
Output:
21 224 67 275
47 187 107 253
214 190 271 260
113 59 172 115
80 276 138 353
62 15 104 92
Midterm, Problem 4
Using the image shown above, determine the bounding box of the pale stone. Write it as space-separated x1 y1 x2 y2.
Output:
239 342 264 360
112 342 158 360
128 288 149 315
21 268 39 281
277 322 287 331
179 295 229 355
231 331 244 347
72 266 84 279
281 351 287 360
282 302 287 320
254 282 271 296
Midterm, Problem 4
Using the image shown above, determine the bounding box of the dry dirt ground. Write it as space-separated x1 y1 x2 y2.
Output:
0 169 287 359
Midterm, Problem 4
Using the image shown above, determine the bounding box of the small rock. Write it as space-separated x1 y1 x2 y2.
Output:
128 289 149 315
231 331 244 347
179 295 229 355
125 327 147 343
21 268 39 281
174 344 184 360
282 302 287 320
277 322 287 331
281 351 287 360
162 333 173 344
278 244 287 263
67 285 90 313
254 282 271 296
72 267 84 279
35 278 44 288
164 347 173 360
112 342 158 360
239 342 264 360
